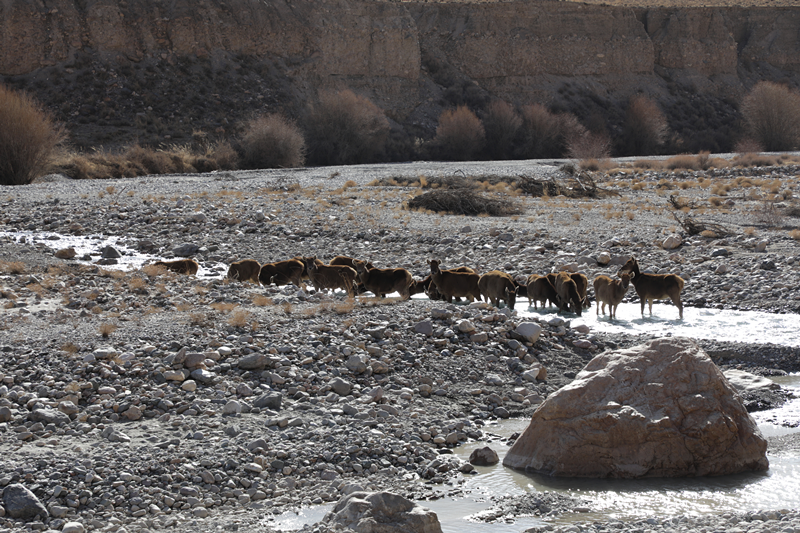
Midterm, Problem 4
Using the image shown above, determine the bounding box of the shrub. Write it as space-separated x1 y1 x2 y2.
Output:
567 131 611 160
407 189 521 216
482 100 521 160
52 143 238 179
621 95 668 156
0 84 66 185
303 89 389 166
516 104 585 159
239 113 305 169
432 106 485 161
741 82 800 151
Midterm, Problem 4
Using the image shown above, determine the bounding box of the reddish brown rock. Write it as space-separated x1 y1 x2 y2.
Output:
503 337 768 478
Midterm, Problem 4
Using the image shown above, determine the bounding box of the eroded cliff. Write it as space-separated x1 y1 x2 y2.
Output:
1 0 799 151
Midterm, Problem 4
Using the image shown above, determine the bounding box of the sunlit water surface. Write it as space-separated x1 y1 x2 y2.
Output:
0 231 228 277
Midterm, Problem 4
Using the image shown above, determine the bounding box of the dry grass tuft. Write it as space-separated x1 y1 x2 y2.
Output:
0 84 66 185
99 323 117 338
253 295 272 307
228 309 251 328
210 302 237 312
0 261 26 274
61 343 79 354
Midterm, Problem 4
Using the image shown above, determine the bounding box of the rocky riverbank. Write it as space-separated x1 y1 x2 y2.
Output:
1 159 799 532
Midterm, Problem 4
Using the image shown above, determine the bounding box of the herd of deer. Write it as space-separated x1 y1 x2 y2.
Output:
153 255 685 320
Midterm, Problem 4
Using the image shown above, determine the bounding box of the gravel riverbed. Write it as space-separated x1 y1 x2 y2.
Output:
1 159 799 533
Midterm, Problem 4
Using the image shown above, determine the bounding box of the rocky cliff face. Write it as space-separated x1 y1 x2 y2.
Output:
1 0 799 150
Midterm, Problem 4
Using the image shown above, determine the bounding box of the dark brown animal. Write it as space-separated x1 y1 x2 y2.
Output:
409 276 429 297
525 274 557 309
428 259 481 303
478 270 518 309
330 256 374 270
514 278 528 301
330 256 374 294
412 267 476 301
154 259 199 275
354 261 413 299
554 271 583 316
618 256 685 319
303 257 357 298
259 259 306 288
227 259 261 283
570 272 590 309
593 273 631 319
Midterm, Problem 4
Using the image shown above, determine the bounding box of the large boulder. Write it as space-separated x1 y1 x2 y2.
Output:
503 337 768 478
324 491 442 533
3 483 49 519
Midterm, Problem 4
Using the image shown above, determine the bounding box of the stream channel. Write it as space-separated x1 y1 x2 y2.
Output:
4 231 800 531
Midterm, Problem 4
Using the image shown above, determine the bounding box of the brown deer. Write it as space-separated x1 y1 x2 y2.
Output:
554 271 582 316
227 259 261 283
153 259 199 275
259 259 306 288
525 274 557 309
354 260 413 299
593 273 631 319
428 259 481 303
617 256 684 319
478 270 518 309
303 257 357 298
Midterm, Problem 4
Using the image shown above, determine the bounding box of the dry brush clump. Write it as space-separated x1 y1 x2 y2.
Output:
239 113 306 169
741 81 800 152
53 143 238 180
432 106 485 161
0 84 66 185
407 189 521 216
303 89 390 166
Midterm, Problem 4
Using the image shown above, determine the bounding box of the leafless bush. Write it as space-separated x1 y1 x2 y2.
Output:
741 82 800 152
621 96 668 156
432 106 485 161
517 104 585 159
734 137 763 154
407 189 521 216
0 84 66 185
303 89 390 166
240 113 305 169
482 100 521 160
567 131 611 160
754 198 785 227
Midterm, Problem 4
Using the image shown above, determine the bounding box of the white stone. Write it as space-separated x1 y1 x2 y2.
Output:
515 322 542 343
662 234 682 250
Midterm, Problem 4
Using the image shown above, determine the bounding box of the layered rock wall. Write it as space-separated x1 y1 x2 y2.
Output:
3 0 800 81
